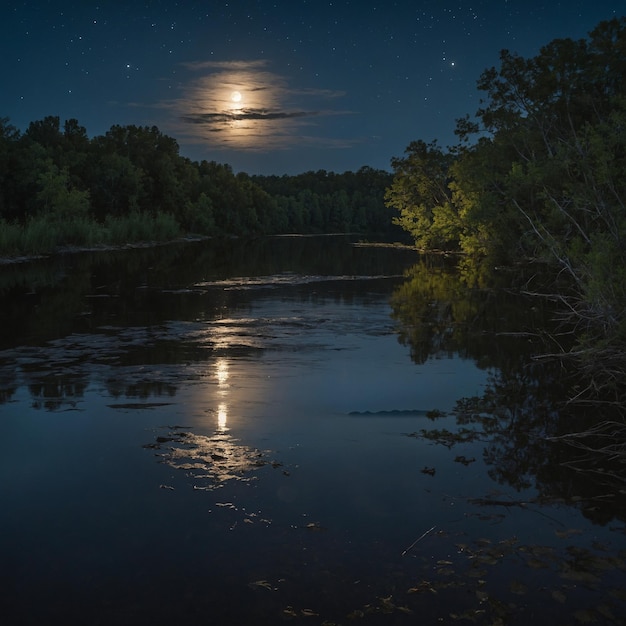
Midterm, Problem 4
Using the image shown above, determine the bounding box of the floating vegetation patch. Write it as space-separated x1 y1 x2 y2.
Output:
335 530 626 625
454 455 476 465
144 426 283 489
405 426 485 447
235 516 626 624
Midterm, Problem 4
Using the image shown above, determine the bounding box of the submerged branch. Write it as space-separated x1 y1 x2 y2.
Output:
548 420 626 484
401 525 436 557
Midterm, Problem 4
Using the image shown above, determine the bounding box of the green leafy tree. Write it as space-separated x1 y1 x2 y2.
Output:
387 16 626 378
0 118 21 219
98 124 183 215
35 161 90 219
385 140 460 250
455 17 626 339
181 192 216 234
448 137 522 259
25 116 63 156
86 151 144 218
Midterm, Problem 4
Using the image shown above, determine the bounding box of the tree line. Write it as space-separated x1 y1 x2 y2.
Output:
0 116 398 255
386 17 626 366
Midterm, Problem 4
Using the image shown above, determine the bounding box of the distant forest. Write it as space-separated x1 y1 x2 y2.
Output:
0 116 400 255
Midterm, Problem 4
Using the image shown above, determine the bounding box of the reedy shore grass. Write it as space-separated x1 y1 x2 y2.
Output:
0 211 181 257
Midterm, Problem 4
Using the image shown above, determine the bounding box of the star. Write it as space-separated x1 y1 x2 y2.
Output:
0 0 621 175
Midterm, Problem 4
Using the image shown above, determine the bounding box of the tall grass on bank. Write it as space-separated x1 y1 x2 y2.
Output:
0 220 24 255
0 211 181 257
104 211 180 245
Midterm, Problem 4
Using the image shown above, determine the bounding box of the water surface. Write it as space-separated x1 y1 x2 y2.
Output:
1 236 624 625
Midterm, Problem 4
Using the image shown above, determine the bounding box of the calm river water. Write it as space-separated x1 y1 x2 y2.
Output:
1 235 625 625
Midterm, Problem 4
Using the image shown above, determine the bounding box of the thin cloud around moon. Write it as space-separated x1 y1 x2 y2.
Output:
166 59 353 152
181 109 316 124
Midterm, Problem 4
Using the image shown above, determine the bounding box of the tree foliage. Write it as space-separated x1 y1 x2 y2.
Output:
387 17 626 350
0 118 400 255
385 140 460 250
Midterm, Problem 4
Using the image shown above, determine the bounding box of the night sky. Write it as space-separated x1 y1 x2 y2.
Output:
2 1 623 175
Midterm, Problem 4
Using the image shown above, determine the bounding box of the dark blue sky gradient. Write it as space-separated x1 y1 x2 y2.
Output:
1 1 623 174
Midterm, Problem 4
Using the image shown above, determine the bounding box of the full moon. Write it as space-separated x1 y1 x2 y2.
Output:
231 90 242 103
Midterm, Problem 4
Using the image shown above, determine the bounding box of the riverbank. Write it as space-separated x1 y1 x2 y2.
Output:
0 234 212 266
0 232 415 265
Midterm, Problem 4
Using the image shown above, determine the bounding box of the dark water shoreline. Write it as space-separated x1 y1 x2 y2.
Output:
0 233 212 266
0 232 416 267
1 235 625 625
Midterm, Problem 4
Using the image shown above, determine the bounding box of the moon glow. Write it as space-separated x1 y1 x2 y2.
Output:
177 61 332 150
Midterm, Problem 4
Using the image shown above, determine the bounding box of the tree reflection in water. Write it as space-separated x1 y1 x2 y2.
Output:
1 239 625 624
391 256 626 525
